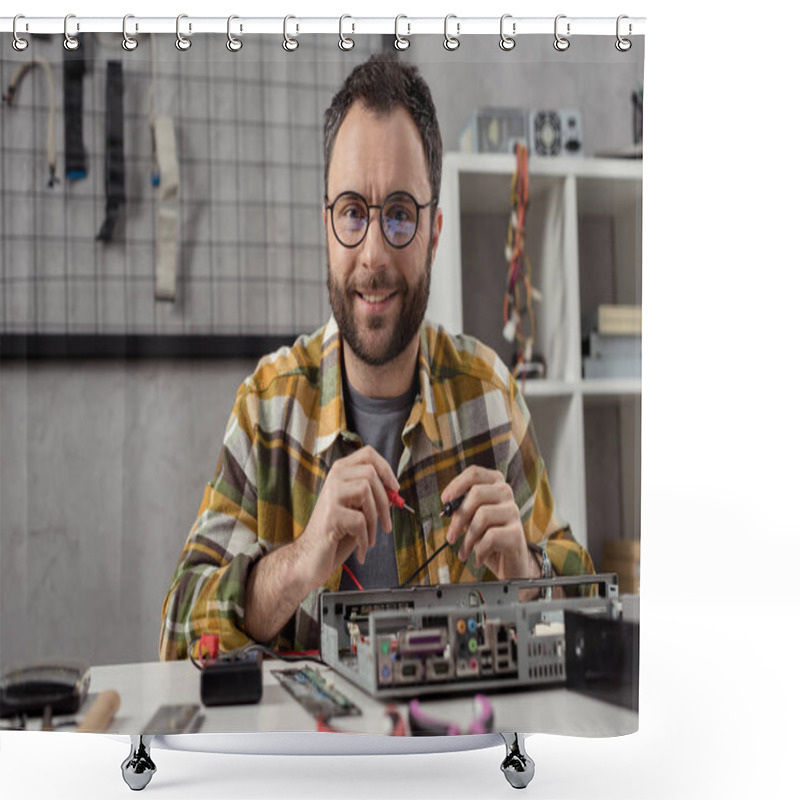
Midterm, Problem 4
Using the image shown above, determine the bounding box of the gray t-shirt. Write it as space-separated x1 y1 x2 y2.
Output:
338 378 417 591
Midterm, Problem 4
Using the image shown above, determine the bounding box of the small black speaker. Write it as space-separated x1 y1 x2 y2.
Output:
200 651 263 707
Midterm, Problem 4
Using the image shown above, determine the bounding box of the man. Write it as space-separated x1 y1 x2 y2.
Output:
159 54 594 661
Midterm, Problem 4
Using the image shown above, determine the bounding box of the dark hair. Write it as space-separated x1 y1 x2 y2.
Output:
323 53 442 210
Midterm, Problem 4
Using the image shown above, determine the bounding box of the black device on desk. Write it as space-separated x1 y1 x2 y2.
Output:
0 658 90 718
564 609 639 711
200 649 263 707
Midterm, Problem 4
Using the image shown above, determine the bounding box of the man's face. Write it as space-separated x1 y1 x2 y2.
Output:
325 102 442 368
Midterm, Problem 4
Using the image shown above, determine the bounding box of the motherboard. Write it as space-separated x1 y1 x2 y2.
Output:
319 573 629 699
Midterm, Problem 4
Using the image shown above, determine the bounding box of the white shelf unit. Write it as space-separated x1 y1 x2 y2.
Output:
429 153 642 562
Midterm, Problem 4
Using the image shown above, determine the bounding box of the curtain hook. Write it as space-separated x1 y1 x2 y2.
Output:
227 15 243 52
175 14 192 51
338 15 355 51
64 13 80 51
394 15 410 50
122 15 138 51
554 14 570 51
616 15 632 52
499 14 516 51
283 15 299 52
12 15 29 52
443 14 460 51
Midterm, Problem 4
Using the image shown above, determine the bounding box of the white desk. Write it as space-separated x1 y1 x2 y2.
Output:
88 658 637 738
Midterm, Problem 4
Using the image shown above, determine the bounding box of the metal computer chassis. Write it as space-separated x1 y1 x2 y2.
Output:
319 573 622 699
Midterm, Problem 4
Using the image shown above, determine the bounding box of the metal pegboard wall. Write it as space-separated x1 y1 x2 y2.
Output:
0 32 376 339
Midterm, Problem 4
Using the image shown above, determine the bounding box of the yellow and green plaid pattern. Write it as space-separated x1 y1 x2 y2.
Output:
159 316 594 660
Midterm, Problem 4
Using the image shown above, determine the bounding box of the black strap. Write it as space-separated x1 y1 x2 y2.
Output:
62 38 87 181
97 61 126 243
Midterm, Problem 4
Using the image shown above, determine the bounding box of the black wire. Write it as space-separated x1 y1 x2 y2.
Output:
399 495 467 589
400 515 573 591
242 643 323 664
399 535 464 589
188 636 204 671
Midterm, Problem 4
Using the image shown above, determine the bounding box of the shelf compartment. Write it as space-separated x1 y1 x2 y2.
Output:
582 394 640 567
527 393 587 549
581 378 642 399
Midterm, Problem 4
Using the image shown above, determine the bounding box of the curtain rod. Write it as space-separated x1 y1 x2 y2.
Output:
1 15 646 38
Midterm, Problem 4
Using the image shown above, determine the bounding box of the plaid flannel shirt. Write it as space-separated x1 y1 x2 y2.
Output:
159 316 594 660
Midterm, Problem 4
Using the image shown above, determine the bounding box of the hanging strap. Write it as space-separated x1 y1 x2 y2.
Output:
62 38 88 181
2 58 58 186
152 116 180 301
97 61 126 243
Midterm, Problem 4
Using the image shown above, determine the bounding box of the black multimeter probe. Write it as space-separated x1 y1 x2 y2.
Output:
440 493 466 518
398 494 467 588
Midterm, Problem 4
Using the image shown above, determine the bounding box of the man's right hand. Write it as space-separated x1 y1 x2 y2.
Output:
295 446 398 589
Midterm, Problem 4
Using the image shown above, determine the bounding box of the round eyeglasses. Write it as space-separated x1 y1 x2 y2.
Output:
325 190 436 249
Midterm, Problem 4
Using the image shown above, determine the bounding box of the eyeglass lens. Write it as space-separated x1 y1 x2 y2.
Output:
332 192 419 248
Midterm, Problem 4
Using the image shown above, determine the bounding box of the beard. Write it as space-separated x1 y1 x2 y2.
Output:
328 237 433 368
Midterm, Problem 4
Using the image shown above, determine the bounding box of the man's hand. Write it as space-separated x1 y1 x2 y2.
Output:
296 446 398 588
442 465 536 581
244 446 398 644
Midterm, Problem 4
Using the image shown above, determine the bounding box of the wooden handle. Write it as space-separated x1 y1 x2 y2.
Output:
76 690 120 733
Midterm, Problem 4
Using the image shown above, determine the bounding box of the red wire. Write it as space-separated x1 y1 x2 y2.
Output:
341 561 364 591
283 649 320 657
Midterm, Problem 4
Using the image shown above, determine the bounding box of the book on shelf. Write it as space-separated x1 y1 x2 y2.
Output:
602 539 640 595
582 304 642 338
583 331 642 361
583 356 641 380
595 143 643 160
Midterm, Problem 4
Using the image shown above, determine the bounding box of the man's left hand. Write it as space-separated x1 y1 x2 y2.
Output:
442 466 538 581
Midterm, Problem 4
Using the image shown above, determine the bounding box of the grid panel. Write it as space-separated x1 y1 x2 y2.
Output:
0 33 378 336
